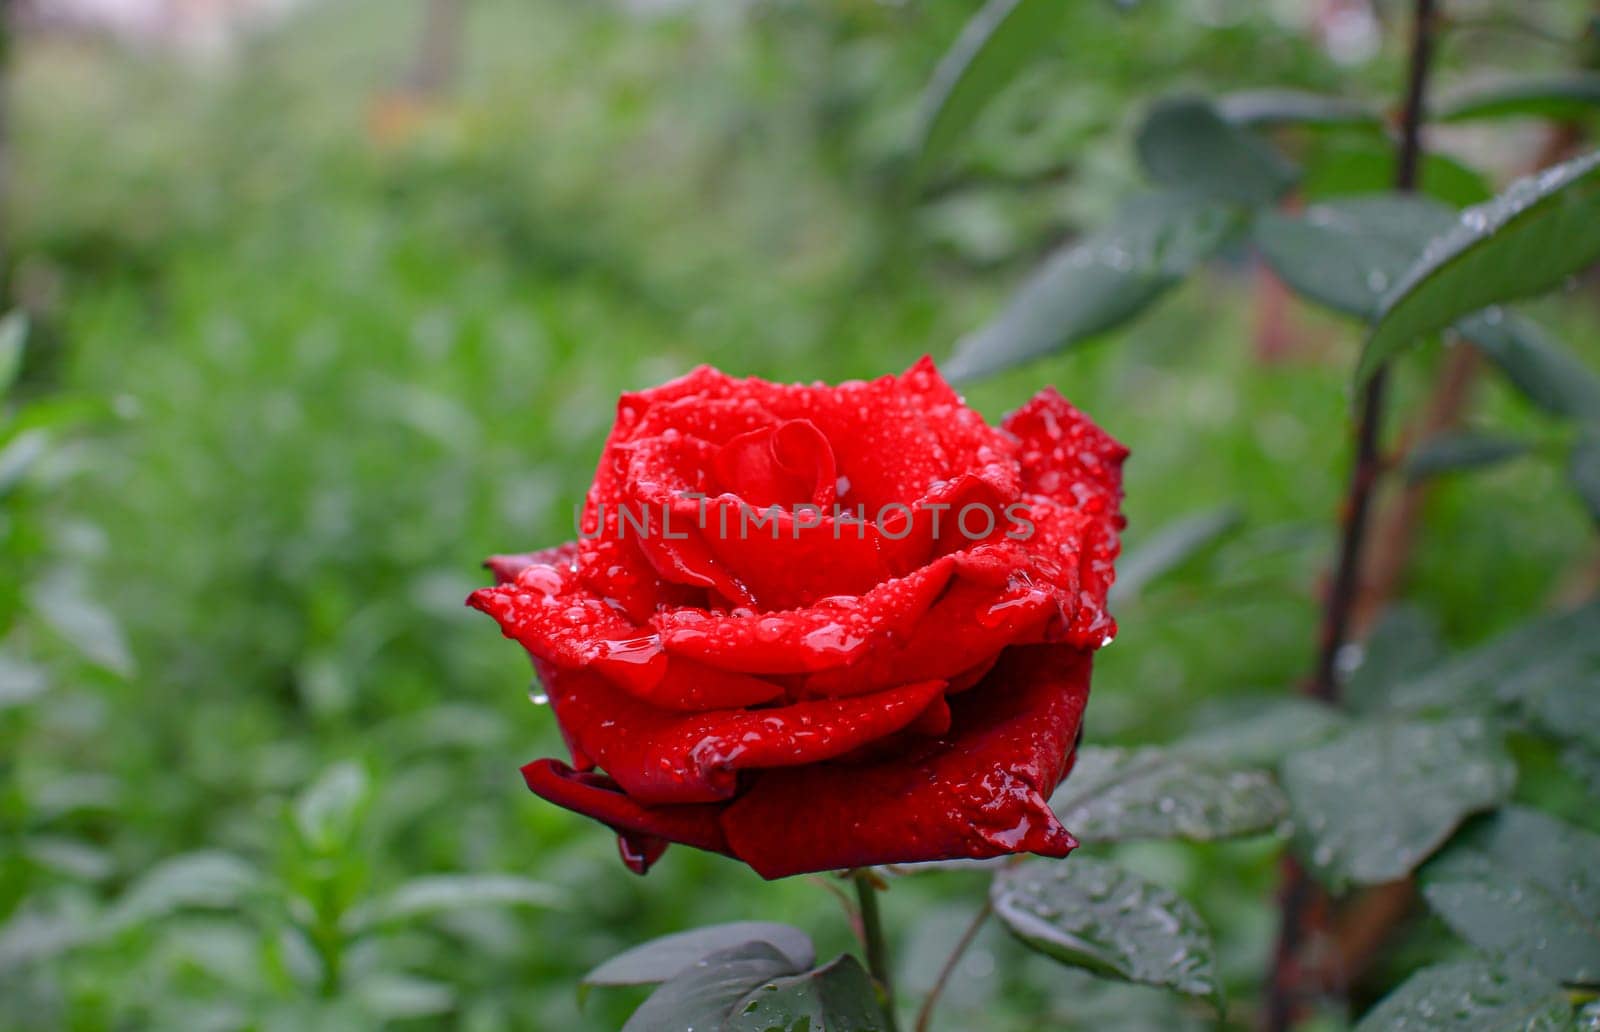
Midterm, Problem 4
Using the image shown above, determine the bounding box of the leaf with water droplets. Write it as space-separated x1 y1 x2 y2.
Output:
1135 96 1298 206
621 941 806 1032
584 921 816 989
1403 431 1531 481
1051 747 1287 844
1422 806 1600 984
1353 960 1572 1032
1359 149 1600 383
723 954 889 1032
1215 89 1382 130
1281 716 1515 887
1436 72 1600 123
1108 507 1241 607
945 191 1240 381
1253 195 1457 319
991 857 1222 1007
1342 604 1446 713
1462 310 1600 422
1177 697 1349 767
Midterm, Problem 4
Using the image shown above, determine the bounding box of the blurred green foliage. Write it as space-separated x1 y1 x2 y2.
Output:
2 0 1598 1028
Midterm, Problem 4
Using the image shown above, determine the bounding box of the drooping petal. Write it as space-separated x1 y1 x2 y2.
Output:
520 759 732 859
719 645 1090 879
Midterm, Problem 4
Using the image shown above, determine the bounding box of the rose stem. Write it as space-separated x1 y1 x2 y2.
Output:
913 900 992 1032
1263 1 1438 1029
853 869 902 1031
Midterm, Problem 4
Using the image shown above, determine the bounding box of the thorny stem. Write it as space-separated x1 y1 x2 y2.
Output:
1265 0 1438 1028
914 901 992 1032
854 870 901 1032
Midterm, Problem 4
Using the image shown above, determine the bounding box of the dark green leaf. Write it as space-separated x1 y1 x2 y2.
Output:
1436 72 1600 123
1385 603 1600 714
1215 89 1382 130
1360 150 1600 383
1461 310 1600 422
1301 137 1493 207
1342 604 1446 713
623 941 805 1032
992 857 1221 1005
1512 648 1600 752
945 192 1239 381
1354 960 1572 1032
1177 698 1349 767
1560 745 1600 798
1135 96 1297 206
1254 196 1456 318
1051 746 1286 843
1403 431 1531 481
724 954 888 1032
913 0 1066 178
0 312 25 396
1281 716 1515 887
1570 432 1600 524
1108 506 1241 606
585 922 816 988
1422 807 1600 984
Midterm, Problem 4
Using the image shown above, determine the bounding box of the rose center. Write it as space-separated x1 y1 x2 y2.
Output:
712 418 838 510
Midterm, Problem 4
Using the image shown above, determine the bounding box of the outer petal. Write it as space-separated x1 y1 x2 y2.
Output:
544 666 949 804
719 645 1090 879
521 759 732 868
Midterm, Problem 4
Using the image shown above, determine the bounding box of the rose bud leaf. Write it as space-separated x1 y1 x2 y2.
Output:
1420 806 1600 985
584 921 815 990
1353 960 1571 1032
1281 716 1515 888
1051 746 1288 844
991 856 1222 1009
722 954 889 1032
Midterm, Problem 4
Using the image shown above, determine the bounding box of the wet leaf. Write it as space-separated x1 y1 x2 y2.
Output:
1177 698 1349 767
293 761 370 852
946 192 1239 381
1353 960 1571 1032
912 0 1065 178
1281 716 1515 887
1422 807 1600 984
1462 310 1600 422
1571 432 1600 524
723 954 888 1031
1051 746 1286 844
622 941 805 1032
1215 89 1381 129
585 921 816 988
1360 150 1600 383
1135 96 1297 206
1253 195 1456 318
1342 604 1446 713
350 874 564 931
108 850 264 929
1300 136 1493 207
1436 72 1600 123
1403 431 1531 481
1108 506 1241 606
992 857 1221 1006
1511 649 1600 753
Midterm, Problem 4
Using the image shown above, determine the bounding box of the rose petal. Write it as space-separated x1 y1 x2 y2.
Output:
713 419 837 510
719 644 1090 878
521 759 732 856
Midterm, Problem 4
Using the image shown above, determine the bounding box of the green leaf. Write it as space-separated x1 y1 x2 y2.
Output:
1422 807 1600 984
1560 745 1600 798
26 568 136 677
585 922 816 988
352 972 457 1020
623 941 805 1032
0 430 49 500
1570 432 1600 524
1385 603 1600 714
1512 646 1600 752
1051 746 1287 844
723 954 889 1032
349 874 564 931
1461 310 1600 422
1215 89 1382 130
1360 150 1600 383
1108 506 1241 606
1176 698 1349 767
1281 716 1515 887
1301 137 1493 207
1135 96 1297 206
0 312 25 396
293 761 370 852
945 191 1239 381
992 857 1221 1006
1403 431 1531 481
912 0 1066 179
1436 72 1600 123
108 850 264 930
1342 604 1446 713
1354 960 1572 1032
0 655 48 710
1253 196 1457 318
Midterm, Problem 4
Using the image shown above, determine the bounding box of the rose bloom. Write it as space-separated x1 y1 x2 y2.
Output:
469 358 1125 878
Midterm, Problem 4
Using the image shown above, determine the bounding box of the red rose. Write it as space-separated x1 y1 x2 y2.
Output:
469 358 1125 879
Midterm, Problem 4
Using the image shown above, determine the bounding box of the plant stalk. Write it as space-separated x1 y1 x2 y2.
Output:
854 870 901 1032
914 901 992 1032
1264 0 1438 1026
